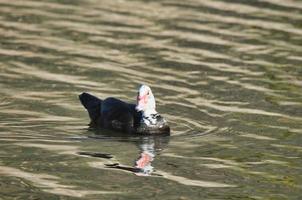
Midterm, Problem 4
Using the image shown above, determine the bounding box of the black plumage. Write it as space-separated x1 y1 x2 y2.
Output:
79 92 170 135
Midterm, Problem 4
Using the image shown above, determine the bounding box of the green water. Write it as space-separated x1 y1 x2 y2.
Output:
0 0 302 199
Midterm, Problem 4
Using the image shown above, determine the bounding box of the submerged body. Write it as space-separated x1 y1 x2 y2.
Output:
79 85 170 135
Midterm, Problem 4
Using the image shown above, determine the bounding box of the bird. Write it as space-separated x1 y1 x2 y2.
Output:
79 85 170 135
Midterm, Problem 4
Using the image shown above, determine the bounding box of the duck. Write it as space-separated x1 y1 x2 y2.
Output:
79 85 170 135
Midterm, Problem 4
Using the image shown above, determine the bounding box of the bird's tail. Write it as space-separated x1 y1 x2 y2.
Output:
79 92 102 126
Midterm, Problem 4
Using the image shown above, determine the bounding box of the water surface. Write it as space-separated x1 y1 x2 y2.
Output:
0 0 302 199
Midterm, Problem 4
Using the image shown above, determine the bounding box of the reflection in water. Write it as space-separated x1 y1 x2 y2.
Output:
134 139 156 176
86 132 235 187
133 135 168 176
87 132 169 176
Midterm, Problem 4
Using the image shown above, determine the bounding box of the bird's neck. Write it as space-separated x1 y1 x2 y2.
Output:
142 109 157 118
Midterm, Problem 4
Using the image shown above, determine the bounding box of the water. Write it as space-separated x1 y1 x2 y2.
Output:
0 0 302 199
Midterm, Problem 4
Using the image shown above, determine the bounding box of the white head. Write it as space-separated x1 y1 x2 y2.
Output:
135 85 157 116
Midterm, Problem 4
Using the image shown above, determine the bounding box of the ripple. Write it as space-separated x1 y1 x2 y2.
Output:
8 62 101 88
0 166 121 197
157 170 236 188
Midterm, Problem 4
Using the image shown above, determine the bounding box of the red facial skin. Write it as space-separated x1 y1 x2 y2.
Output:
136 92 148 110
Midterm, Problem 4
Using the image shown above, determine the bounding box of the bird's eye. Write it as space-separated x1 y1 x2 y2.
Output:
147 91 150 95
